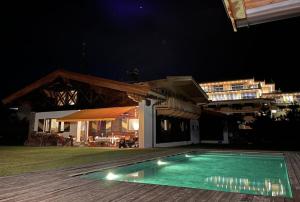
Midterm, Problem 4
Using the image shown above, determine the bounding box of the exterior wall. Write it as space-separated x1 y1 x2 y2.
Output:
28 112 36 138
33 110 78 138
190 119 200 144
155 141 192 147
138 99 155 148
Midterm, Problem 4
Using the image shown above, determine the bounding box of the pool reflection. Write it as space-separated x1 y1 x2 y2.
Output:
204 176 286 196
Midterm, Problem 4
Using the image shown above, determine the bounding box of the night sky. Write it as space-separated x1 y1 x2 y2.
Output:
2 0 300 99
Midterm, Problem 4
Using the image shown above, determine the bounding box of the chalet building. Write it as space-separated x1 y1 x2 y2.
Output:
2 70 208 148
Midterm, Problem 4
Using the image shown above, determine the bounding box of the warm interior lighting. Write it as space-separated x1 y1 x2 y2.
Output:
129 119 139 130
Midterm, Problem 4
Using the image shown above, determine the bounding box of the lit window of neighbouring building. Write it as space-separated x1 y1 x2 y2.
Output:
242 92 257 99
232 84 244 91
213 85 223 92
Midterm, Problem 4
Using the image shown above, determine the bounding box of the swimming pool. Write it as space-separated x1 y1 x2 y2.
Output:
82 152 293 198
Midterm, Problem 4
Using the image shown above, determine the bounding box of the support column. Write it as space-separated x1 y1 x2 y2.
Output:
139 100 155 148
190 119 200 144
223 120 229 144
76 121 81 142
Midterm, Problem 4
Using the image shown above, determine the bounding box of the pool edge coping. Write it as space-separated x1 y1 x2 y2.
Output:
69 150 285 177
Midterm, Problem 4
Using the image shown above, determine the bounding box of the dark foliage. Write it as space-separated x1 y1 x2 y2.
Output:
250 104 300 150
0 104 28 145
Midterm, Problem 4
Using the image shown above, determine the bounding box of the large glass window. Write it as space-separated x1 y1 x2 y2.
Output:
38 119 44 132
242 92 257 99
55 90 78 106
232 84 244 91
50 119 59 132
156 116 190 143
161 119 172 131
213 85 223 92
64 122 70 132
129 119 139 131
44 119 51 132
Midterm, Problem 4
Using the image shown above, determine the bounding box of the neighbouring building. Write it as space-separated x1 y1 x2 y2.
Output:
200 78 275 102
199 78 300 144
2 70 208 148
199 78 275 117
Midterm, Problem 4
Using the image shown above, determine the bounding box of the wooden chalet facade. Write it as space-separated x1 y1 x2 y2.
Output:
2 70 208 148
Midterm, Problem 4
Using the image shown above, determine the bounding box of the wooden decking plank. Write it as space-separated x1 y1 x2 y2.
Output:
272 197 285 202
144 186 180 201
110 183 158 202
285 154 299 189
252 195 272 201
229 193 252 202
85 181 149 202
0 176 67 195
38 180 119 202
0 178 93 201
209 191 234 202
217 192 238 202
188 188 217 201
164 188 198 202
291 157 300 186
120 184 160 202
130 185 173 202
49 180 132 202
21 180 102 202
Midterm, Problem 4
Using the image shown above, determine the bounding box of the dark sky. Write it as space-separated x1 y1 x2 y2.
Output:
2 0 300 99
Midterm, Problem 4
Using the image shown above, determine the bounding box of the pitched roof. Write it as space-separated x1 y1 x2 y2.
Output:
2 69 150 105
141 76 209 104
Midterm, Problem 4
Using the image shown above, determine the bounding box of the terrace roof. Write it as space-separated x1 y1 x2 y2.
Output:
223 0 300 31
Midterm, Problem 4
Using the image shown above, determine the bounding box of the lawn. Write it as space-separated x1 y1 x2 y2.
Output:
0 146 167 176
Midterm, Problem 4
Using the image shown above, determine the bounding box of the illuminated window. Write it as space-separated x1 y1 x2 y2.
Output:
45 119 51 132
242 92 257 99
68 90 78 105
64 122 70 132
56 91 67 106
180 121 187 132
232 84 244 91
202 86 209 92
58 122 63 132
55 90 78 106
161 120 171 131
129 119 139 131
50 119 59 132
282 95 294 103
213 85 223 92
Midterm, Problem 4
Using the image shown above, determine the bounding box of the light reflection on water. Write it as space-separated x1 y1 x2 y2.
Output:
204 176 286 196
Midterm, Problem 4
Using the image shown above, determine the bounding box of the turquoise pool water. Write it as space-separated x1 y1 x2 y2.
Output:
82 152 293 198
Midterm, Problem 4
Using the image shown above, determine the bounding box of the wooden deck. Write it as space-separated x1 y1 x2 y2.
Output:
0 149 299 202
